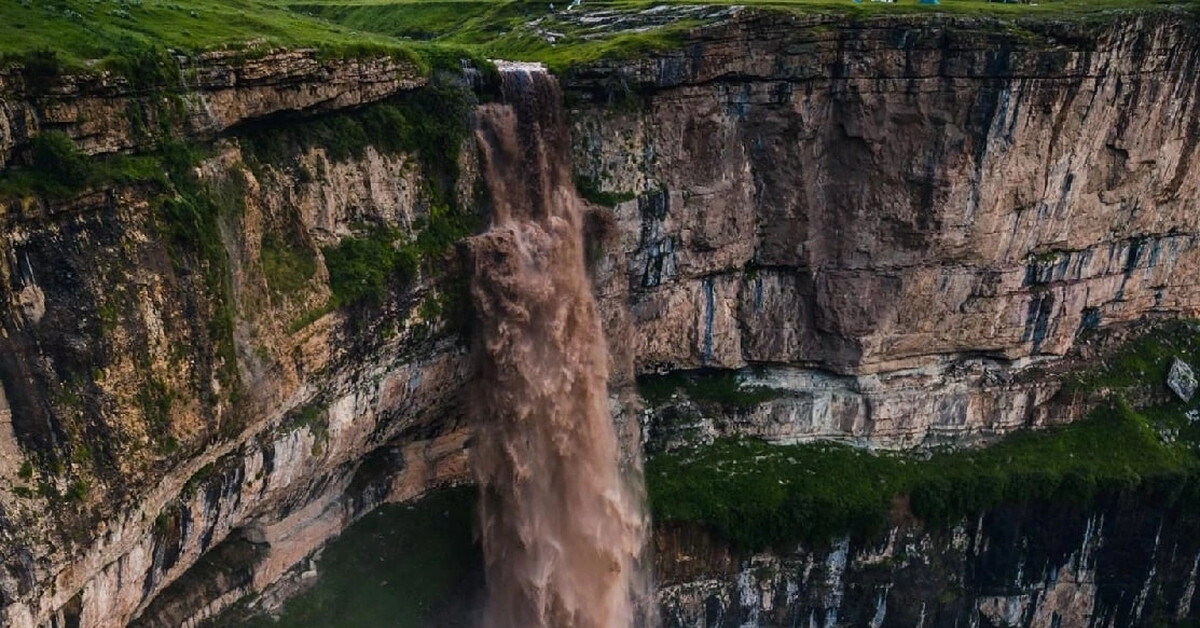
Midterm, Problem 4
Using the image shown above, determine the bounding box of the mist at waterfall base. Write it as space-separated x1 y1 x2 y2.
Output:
465 62 656 628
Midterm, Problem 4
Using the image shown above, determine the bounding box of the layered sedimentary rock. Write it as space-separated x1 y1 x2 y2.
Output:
1 8 1200 627
0 117 473 627
571 10 1200 444
656 498 1200 627
0 49 425 170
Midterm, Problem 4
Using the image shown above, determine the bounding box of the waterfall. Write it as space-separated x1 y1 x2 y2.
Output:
465 61 655 628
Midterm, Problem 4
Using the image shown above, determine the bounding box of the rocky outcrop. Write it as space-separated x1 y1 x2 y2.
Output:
638 361 1084 451
1168 358 1196 401
0 49 425 170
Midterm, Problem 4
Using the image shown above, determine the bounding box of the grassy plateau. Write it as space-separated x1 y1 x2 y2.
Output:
3 0 1198 79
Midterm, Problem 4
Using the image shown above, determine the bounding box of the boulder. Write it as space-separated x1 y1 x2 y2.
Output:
1167 358 1197 402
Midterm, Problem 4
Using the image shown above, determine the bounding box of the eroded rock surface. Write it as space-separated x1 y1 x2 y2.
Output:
1 9 1200 627
569 10 1200 445
656 499 1200 628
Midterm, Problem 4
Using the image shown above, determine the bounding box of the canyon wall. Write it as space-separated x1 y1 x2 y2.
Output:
656 498 1200 628
0 8 1199 627
570 10 1200 447
0 52 473 628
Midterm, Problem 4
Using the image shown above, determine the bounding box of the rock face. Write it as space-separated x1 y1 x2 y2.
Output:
655 498 1200 628
1 9 1200 628
0 111 473 627
638 362 1083 452
0 49 425 170
565 10 1200 445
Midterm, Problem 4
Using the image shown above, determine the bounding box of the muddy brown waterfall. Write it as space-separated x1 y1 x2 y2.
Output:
465 62 655 628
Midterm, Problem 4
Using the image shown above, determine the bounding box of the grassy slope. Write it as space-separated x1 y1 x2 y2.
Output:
645 323 1200 552
0 0 426 72
285 0 1200 71
647 404 1200 551
284 0 707 72
4 0 1198 76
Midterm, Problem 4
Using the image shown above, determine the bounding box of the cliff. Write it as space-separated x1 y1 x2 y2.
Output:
0 7 1199 628
569 9 1200 447
0 50 468 628
656 497 1200 627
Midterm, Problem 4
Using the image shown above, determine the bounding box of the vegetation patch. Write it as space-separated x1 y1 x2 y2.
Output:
0 131 166 200
638 368 788 409
647 401 1200 552
239 82 469 202
274 398 330 455
574 174 636 208
321 204 479 310
220 487 480 628
261 232 317 298
322 225 418 307
244 82 480 312
288 301 336 333
1064 320 1200 394
0 0 419 76
154 142 243 397
183 462 218 499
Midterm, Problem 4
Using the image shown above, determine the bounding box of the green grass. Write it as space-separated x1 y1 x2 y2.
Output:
261 233 318 297
229 487 479 628
288 0 1200 72
647 401 1200 551
1 0 1197 87
0 0 421 75
289 0 710 72
1064 320 1200 394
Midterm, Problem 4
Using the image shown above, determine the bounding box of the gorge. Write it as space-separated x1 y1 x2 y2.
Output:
0 2 1199 627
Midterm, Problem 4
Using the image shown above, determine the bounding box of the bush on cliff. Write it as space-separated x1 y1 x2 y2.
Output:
322 226 419 307
29 131 90 188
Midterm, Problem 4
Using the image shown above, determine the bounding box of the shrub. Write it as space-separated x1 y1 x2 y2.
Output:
261 233 317 297
323 226 417 307
10 49 62 94
30 131 90 188
67 479 89 502
100 40 179 87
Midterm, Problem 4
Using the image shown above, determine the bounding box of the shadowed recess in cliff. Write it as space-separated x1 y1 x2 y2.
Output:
465 61 655 628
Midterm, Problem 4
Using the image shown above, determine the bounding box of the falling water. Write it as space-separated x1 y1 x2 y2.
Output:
466 61 654 628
